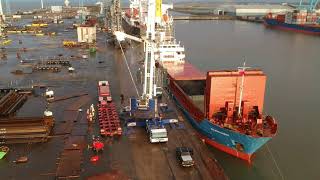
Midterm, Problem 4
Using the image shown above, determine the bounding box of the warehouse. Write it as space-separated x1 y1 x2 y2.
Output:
224 4 294 16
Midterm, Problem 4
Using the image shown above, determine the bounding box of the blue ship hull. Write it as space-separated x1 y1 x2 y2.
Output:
171 93 272 162
264 18 320 35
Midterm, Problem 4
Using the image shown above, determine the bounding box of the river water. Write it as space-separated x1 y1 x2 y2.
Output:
174 20 320 180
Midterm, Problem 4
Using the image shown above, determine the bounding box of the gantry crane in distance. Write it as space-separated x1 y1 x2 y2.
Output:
299 0 319 11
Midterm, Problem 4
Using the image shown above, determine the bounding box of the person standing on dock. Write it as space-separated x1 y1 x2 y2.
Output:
120 94 124 105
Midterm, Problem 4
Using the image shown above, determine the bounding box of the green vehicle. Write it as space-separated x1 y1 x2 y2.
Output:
0 146 9 159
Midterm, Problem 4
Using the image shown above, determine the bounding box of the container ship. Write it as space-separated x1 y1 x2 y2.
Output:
155 42 278 162
264 10 320 35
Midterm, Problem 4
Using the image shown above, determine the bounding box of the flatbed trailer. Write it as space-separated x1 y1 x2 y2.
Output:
98 81 122 136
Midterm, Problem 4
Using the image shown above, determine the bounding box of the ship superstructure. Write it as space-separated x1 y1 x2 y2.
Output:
122 0 173 37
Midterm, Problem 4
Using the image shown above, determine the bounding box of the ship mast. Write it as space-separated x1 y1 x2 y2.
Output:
41 0 44 9
237 61 250 117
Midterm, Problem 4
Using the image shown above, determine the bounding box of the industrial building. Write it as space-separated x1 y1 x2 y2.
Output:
77 26 96 43
224 4 295 16
173 3 295 16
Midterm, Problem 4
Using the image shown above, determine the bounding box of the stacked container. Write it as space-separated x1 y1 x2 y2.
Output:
284 10 319 25
306 12 318 24
285 12 293 23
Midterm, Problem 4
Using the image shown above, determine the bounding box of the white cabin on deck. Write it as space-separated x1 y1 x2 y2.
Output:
155 40 185 64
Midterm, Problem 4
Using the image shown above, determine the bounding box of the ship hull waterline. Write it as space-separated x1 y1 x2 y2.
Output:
264 18 320 35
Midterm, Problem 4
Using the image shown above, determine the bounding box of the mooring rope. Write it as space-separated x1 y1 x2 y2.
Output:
266 144 285 180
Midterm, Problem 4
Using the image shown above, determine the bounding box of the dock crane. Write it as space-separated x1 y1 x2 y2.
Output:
115 0 177 143
115 0 157 105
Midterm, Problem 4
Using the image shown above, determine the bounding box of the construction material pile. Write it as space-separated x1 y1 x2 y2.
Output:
0 91 27 117
0 116 54 144
0 90 54 144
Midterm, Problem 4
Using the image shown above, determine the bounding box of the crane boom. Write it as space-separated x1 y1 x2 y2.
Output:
114 31 144 43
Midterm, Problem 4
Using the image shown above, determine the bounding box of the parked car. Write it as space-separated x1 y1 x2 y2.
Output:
176 147 194 167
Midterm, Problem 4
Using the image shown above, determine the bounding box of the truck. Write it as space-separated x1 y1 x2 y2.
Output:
146 119 168 143
176 147 195 167
98 81 112 102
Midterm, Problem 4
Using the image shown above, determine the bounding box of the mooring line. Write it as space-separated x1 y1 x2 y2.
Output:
266 144 285 180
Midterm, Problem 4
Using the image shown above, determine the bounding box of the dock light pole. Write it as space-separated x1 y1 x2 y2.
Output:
237 61 250 117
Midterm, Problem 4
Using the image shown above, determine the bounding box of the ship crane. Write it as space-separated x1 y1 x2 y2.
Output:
115 0 158 106
237 61 251 118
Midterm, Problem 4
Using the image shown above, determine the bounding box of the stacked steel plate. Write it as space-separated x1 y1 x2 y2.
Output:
0 90 54 144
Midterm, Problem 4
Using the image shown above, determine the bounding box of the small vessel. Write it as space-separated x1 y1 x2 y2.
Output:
0 146 9 159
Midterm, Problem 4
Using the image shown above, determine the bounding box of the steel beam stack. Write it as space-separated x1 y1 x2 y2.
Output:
0 116 54 144
0 90 27 117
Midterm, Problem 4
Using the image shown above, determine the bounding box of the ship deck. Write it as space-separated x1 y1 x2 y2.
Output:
164 61 206 80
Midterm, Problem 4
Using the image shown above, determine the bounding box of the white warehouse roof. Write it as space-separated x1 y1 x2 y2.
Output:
223 4 295 16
